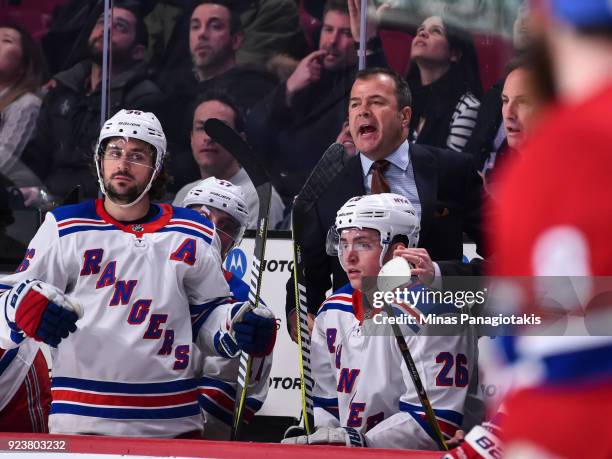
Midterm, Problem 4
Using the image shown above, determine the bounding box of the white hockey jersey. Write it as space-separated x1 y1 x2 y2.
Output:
312 283 483 450
194 271 272 440
0 199 236 437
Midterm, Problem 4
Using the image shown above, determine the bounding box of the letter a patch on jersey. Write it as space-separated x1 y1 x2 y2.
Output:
170 238 197 265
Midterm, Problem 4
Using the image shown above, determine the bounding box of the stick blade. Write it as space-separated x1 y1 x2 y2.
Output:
294 143 349 214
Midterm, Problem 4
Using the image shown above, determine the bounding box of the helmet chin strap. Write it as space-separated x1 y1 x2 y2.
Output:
378 243 390 268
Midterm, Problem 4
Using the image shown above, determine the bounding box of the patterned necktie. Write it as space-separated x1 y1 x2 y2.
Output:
370 160 390 194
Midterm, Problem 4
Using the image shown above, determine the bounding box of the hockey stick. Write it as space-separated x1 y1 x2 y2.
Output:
377 258 448 451
204 118 272 441
291 143 349 434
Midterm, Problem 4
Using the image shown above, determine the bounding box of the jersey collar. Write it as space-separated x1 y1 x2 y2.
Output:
95 198 173 236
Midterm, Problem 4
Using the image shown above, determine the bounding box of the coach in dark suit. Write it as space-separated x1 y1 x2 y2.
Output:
286 67 486 338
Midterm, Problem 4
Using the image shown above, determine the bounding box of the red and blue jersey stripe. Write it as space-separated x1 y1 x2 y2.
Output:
50 377 199 420
197 376 262 426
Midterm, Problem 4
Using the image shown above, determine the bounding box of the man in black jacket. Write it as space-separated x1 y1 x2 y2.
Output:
247 0 385 202
160 0 278 192
20 2 163 201
286 68 485 339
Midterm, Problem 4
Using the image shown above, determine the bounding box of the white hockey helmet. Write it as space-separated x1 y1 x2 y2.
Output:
182 177 249 246
95 109 167 207
327 193 420 266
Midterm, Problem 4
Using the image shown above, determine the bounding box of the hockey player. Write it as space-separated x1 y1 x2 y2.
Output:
283 193 481 449
0 109 276 437
182 177 272 439
443 2 612 458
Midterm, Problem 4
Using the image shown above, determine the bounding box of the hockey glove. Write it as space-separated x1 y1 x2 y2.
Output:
441 421 503 459
281 426 366 447
215 302 277 358
3 279 83 347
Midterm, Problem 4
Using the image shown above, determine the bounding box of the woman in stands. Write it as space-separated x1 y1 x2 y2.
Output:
0 23 44 184
0 24 43 206
406 16 482 152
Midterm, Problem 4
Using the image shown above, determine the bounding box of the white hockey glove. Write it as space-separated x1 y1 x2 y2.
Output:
441 422 503 459
215 301 277 358
281 426 367 447
3 279 83 347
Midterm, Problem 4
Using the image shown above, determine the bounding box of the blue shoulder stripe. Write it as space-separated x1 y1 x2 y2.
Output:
317 303 353 316
333 283 355 296
58 225 118 238
51 200 99 222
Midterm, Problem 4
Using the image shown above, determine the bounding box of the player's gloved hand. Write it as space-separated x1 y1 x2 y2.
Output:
441 422 503 459
281 426 366 447
3 279 83 347
215 302 277 358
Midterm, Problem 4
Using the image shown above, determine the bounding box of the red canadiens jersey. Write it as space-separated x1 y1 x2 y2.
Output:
489 84 612 458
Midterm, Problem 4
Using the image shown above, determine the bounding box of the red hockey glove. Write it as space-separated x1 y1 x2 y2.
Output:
3 279 83 347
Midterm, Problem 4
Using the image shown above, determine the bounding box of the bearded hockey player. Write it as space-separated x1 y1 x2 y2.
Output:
284 193 481 449
0 109 276 437
182 178 273 439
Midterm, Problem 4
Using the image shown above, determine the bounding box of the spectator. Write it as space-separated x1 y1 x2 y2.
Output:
501 59 541 151
477 53 543 196
160 0 278 191
285 67 485 339
19 2 163 202
172 91 284 229
406 16 482 152
155 0 305 88
40 0 160 75
463 0 534 175
0 24 44 181
247 0 386 202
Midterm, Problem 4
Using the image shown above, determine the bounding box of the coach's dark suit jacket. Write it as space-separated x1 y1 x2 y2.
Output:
285 143 486 318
